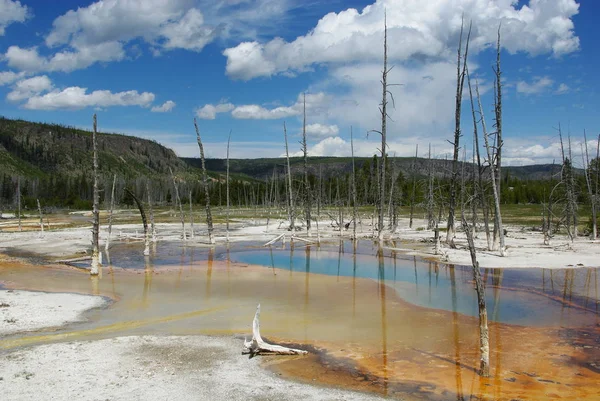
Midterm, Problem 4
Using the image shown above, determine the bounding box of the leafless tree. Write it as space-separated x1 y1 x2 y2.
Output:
426 144 436 229
16 177 21 232
105 174 117 252
91 114 100 275
189 189 195 239
467 67 491 249
284 121 295 230
351 126 358 239
226 130 231 242
476 80 505 256
446 18 471 245
125 188 150 256
301 94 311 237
581 130 597 239
37 199 43 237
194 118 215 244
492 26 505 249
146 180 156 242
169 167 186 241
409 145 418 228
461 215 490 377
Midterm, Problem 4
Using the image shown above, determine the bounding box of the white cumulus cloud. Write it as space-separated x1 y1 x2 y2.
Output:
7 75 53 102
231 92 330 120
151 100 176 113
0 0 29 35
22 86 155 111
224 0 580 80
196 102 235 119
516 76 554 95
304 123 340 139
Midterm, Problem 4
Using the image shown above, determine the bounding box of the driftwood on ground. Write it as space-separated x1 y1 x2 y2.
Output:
243 304 307 356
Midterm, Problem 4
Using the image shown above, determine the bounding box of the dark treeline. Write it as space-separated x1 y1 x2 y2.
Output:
0 116 597 236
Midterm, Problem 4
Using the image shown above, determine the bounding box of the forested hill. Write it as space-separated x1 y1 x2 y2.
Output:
0 117 187 178
0 116 581 209
182 156 569 181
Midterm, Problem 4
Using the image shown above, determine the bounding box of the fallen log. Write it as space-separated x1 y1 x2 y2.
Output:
242 304 308 356
263 233 285 246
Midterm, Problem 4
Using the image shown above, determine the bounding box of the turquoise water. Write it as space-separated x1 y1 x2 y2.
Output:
229 242 600 327
103 239 599 327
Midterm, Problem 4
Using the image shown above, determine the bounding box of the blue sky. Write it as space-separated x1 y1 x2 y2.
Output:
0 0 598 165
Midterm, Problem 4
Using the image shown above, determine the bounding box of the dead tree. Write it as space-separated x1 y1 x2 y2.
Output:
91 114 100 275
582 130 597 239
284 121 295 230
226 130 231 242
467 67 491 249
446 18 471 245
189 189 195 239
194 119 215 244
461 216 490 377
169 167 186 241
16 177 21 232
558 125 578 241
476 80 505 256
409 144 418 228
301 94 311 237
105 174 117 252
377 12 390 242
37 199 43 237
125 188 150 256
492 26 504 249
146 180 157 242
351 126 358 239
243 304 307 356
426 144 435 229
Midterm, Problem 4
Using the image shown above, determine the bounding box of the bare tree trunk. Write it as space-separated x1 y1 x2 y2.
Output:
284 121 295 230
189 189 195 239
146 179 156 242
37 199 43 237
125 188 149 256
461 216 490 377
493 26 504 249
169 167 186 242
194 119 215 244
91 114 100 275
17 177 21 232
409 145 418 228
302 94 311 237
105 174 117 252
582 130 596 240
476 80 505 256
377 12 389 243
446 19 471 245
351 127 357 239
467 67 491 248
226 130 231 242
426 144 435 229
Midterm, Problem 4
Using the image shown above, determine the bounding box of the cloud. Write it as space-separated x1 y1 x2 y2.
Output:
224 0 580 80
231 92 330 119
4 0 295 74
196 102 234 119
555 83 570 95
22 86 155 110
304 123 339 139
7 75 53 102
0 0 29 35
516 76 554 95
0 70 26 86
5 43 125 73
151 100 176 113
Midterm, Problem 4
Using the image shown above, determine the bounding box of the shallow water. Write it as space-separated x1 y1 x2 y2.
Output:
1 240 599 400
